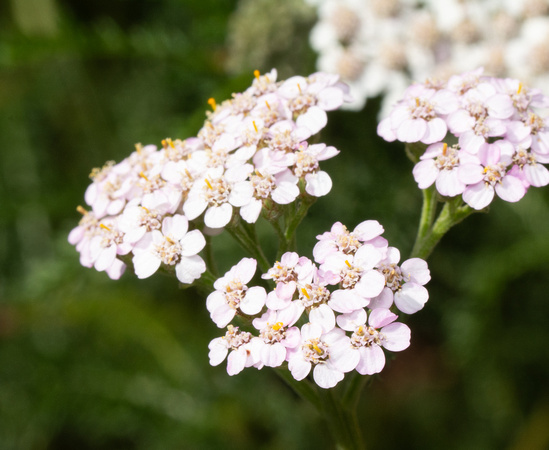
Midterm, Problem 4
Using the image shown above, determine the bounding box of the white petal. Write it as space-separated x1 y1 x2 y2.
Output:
175 255 206 284
394 283 429 314
313 363 344 389
204 203 233 228
240 286 266 315
133 252 161 279
180 229 206 256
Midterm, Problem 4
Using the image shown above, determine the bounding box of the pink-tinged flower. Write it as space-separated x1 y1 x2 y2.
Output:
183 165 254 229
239 169 299 224
337 308 411 375
369 247 430 314
84 159 132 219
118 201 165 245
379 85 458 144
511 148 549 187
461 141 526 210
208 325 260 375
521 112 549 156
251 303 303 367
292 142 340 197
68 207 100 268
320 244 386 305
277 72 347 134
132 214 206 284
313 220 387 264
287 323 359 389
297 270 337 332
265 120 313 155
206 258 266 328
247 69 278 96
262 252 315 301
88 219 131 279
413 142 480 197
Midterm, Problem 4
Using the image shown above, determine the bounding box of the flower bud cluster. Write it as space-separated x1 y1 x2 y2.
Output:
208 220 430 389
68 70 351 281
377 69 549 210
307 0 549 114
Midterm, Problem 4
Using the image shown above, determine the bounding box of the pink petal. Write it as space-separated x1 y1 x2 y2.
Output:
356 346 385 375
495 175 526 203
381 323 411 352
463 183 495 210
313 363 344 389
394 283 429 314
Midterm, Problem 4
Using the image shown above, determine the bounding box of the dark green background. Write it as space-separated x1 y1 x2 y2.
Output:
1 1 549 449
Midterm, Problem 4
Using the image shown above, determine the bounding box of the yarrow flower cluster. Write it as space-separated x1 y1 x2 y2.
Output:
307 0 549 114
378 68 549 210
208 220 430 389
68 69 351 281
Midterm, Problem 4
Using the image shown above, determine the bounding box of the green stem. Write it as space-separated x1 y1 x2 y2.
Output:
318 388 365 450
227 221 271 273
414 186 438 249
204 235 219 278
274 368 322 412
342 372 370 411
410 198 476 260
283 195 316 253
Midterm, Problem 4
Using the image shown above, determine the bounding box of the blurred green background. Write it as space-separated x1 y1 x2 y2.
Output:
1 1 549 449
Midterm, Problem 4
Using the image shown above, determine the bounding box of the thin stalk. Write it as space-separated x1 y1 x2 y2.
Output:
284 195 316 251
318 388 365 450
411 199 475 259
204 235 219 278
274 368 322 412
227 221 271 273
342 372 370 411
414 186 438 248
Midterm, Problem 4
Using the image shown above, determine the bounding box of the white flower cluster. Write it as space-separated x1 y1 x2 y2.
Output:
208 220 430 389
307 0 549 114
68 70 351 282
378 68 549 210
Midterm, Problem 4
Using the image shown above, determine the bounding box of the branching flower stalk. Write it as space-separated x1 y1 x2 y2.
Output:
68 68 549 449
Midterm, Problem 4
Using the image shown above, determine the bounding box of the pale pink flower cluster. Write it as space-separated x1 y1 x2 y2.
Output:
68 70 350 280
378 69 549 210
208 220 430 389
307 0 549 115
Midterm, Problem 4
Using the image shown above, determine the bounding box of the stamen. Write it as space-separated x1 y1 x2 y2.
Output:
301 288 311 299
442 143 448 156
135 143 143 153
297 83 302 94
205 178 213 190
141 206 150 213
517 83 523 95
161 139 168 149
76 205 88 215
415 97 420 107
185 169 192 179
99 223 111 231
139 171 149 181
252 120 258 133
345 260 352 268
207 97 217 111
272 322 284 331
312 343 323 355
265 100 271 110
254 69 260 80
